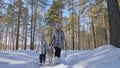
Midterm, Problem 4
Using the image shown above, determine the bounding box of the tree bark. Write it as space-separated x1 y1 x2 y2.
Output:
16 0 22 50
78 8 80 50
32 1 38 50
101 4 108 45
24 8 28 50
107 0 120 47
24 19 28 50
30 0 34 50
89 0 97 48
72 0 75 50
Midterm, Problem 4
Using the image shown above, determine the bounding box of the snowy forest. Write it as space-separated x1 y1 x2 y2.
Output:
0 0 119 50
0 0 120 68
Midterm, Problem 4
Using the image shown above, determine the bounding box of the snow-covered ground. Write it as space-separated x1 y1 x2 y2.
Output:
0 45 120 68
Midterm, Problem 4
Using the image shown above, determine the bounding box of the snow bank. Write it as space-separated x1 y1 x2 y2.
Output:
66 45 120 68
0 45 120 68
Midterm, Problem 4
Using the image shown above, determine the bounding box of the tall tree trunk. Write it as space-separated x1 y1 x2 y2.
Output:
0 26 3 50
24 7 28 50
32 1 38 50
16 0 22 50
107 0 120 47
101 4 108 45
12 23 14 50
5 27 8 50
24 20 28 50
72 0 75 50
86 24 90 49
89 0 97 48
30 0 34 50
12 0 15 50
21 40 24 50
91 9 96 48
78 8 80 50
2 33 4 50
0 35 1 50
9 36 12 50
32 0 38 50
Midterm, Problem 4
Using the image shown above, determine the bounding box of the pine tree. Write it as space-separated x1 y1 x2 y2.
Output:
107 0 120 47
16 0 22 50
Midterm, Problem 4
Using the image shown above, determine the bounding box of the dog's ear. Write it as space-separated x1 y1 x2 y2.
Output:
51 46 53 49
48 46 52 49
48 46 50 49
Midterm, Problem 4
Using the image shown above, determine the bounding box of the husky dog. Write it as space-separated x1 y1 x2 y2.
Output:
47 44 54 65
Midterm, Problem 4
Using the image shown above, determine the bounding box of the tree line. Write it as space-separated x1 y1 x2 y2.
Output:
0 0 120 50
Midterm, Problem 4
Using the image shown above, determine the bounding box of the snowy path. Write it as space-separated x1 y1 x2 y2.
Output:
0 51 39 68
0 50 69 68
0 45 120 68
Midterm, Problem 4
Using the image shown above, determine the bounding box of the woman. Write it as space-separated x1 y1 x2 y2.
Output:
51 23 65 63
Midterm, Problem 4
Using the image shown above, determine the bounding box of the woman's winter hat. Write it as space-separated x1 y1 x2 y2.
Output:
56 23 61 29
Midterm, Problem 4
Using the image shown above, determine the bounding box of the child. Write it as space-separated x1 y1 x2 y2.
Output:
36 34 48 65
